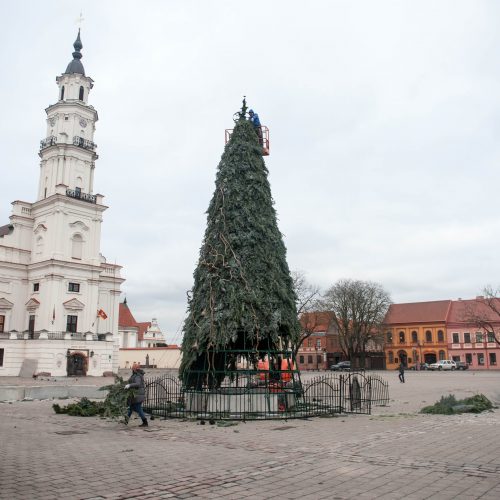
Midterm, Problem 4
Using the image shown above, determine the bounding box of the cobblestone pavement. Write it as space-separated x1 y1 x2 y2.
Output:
1 371 500 499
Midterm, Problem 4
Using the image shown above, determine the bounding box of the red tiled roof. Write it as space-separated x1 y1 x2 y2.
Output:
385 300 452 324
119 302 138 328
136 321 151 342
447 298 500 325
300 311 334 332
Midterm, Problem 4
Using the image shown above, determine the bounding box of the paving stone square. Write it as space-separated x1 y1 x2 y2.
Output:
1 370 500 499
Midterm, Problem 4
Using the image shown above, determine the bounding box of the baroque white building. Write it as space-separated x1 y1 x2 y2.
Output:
0 31 124 376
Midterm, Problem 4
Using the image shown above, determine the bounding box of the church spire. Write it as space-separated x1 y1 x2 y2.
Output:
65 29 85 76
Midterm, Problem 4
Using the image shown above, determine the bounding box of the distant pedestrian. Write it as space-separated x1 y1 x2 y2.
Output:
398 362 405 383
124 362 148 427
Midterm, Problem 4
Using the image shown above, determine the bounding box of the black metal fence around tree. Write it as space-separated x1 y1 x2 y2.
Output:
143 350 389 420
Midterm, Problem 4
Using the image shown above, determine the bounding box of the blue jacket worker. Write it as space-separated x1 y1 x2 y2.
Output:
248 109 263 145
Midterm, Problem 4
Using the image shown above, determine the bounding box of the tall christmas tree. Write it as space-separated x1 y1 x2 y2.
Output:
180 101 300 385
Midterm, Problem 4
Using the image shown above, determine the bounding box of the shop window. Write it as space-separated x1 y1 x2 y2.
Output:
464 332 471 344
465 353 472 364
411 331 418 343
437 330 444 342
425 330 432 342
478 353 485 365
439 350 445 360
307 355 313 364
490 353 497 365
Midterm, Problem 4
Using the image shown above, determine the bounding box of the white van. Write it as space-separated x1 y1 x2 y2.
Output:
428 360 456 371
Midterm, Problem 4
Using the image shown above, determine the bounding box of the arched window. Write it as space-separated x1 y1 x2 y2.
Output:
72 234 83 260
411 331 418 343
79 86 84 101
399 331 405 343
439 350 446 361
60 86 65 100
426 330 432 342
437 330 444 342
36 236 44 255
388 351 394 364
386 332 392 343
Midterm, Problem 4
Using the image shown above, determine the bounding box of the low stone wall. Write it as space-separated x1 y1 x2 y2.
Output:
0 385 107 402
119 347 181 369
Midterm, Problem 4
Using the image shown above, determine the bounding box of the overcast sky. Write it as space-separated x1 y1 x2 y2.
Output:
1 1 500 343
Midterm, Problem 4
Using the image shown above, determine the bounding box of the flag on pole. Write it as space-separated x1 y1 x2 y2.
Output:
97 308 108 320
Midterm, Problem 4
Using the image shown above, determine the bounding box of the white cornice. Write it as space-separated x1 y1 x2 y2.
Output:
0 297 14 309
63 297 85 311
69 220 90 232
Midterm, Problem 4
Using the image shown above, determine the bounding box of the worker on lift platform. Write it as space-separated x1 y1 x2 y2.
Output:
248 109 263 146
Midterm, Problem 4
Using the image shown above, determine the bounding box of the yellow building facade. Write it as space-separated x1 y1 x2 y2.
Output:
384 301 451 370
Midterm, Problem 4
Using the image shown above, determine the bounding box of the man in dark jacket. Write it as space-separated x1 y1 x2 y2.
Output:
398 361 405 383
125 362 148 426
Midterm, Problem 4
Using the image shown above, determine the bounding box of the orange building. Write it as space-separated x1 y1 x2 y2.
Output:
384 301 451 370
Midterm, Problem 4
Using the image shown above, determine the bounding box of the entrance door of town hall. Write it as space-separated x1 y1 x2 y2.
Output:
67 352 87 376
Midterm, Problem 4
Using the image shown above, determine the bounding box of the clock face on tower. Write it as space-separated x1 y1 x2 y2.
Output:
79 118 87 128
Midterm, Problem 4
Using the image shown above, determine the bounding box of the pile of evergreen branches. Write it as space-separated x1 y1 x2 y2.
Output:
421 394 494 414
53 376 135 419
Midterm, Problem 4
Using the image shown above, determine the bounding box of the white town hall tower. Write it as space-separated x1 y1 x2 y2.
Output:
0 31 124 376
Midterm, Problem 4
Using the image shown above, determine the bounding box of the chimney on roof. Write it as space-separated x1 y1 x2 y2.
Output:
458 298 462 301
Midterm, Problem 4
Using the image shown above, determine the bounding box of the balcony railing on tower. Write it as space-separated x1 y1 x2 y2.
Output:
73 136 97 151
40 136 57 150
66 188 97 204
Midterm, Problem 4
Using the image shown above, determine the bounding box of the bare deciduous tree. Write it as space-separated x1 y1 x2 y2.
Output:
464 286 500 345
291 271 321 357
321 279 391 368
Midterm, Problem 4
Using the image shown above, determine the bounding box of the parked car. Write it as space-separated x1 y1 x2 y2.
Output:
428 360 456 371
408 362 429 370
455 361 469 370
330 361 351 371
